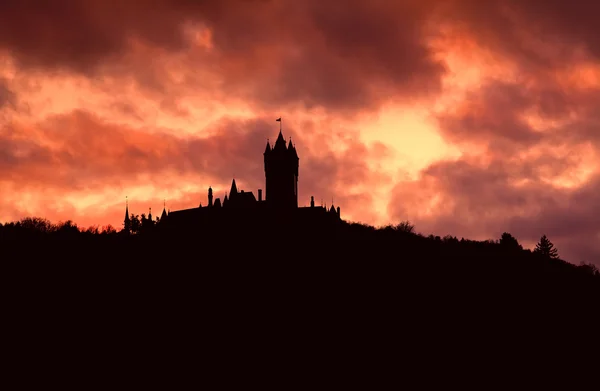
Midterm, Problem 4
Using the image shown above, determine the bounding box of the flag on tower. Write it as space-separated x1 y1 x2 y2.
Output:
276 117 281 122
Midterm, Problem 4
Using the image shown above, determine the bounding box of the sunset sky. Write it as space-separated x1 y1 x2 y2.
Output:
1 0 600 264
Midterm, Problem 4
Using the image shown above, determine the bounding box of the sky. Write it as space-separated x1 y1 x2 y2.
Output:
1 0 600 265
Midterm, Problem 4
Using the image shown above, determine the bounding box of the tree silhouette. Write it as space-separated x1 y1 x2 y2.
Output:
534 235 559 259
395 221 415 234
56 220 79 236
20 217 54 233
499 232 523 252
85 226 100 235
102 225 117 234
579 262 599 277
130 214 141 234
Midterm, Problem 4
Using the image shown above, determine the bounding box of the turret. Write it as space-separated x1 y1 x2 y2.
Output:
160 200 168 221
208 186 213 207
123 197 131 233
230 179 238 197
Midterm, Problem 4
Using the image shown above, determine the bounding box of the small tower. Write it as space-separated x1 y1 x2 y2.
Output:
161 200 168 221
208 186 213 207
310 196 315 208
230 179 238 196
148 207 152 222
123 197 131 233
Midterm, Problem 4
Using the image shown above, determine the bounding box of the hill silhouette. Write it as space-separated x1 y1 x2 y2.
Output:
3 215 598 291
3 215 598 383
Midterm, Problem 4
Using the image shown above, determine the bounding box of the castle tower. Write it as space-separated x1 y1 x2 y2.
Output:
264 130 299 209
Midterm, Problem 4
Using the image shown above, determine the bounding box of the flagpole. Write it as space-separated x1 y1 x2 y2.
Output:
280 117 282 132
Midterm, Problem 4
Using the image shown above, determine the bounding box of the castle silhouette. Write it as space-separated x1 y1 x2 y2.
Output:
123 121 341 233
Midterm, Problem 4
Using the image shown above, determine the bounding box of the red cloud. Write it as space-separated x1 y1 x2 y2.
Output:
0 0 446 112
0 110 389 226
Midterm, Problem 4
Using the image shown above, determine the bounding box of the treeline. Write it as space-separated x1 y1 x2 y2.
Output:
0 215 598 280
3 215 598 352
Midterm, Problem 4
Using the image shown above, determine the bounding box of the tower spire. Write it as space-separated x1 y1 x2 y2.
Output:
160 198 168 221
123 196 131 233
230 178 238 196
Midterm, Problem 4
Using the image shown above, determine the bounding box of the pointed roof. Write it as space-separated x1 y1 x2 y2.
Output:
264 140 271 153
288 137 298 158
230 178 238 195
161 199 167 220
329 205 336 213
124 198 130 222
273 130 287 151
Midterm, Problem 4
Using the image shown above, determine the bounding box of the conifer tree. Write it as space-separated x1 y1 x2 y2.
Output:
534 235 559 259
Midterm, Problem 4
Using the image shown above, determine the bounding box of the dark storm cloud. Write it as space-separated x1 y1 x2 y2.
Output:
2 1 600 112
437 0 600 72
0 0 446 111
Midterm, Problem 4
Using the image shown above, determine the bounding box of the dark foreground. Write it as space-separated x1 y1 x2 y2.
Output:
2 219 598 385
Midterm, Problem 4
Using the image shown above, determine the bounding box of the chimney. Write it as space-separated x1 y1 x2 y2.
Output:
258 189 263 202
310 196 315 208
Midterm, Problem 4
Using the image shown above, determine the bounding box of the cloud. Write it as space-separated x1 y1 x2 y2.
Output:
389 156 600 264
0 110 388 226
0 0 447 112
390 62 600 264
0 76 17 114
